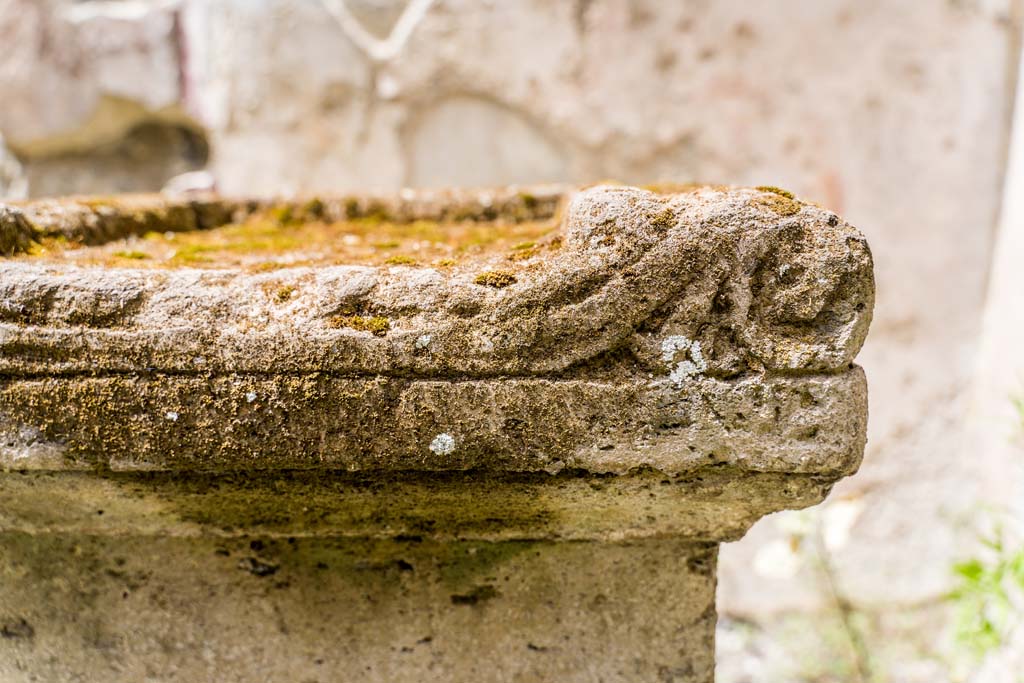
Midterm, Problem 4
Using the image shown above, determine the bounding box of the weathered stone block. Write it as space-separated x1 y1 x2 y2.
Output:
0 184 873 681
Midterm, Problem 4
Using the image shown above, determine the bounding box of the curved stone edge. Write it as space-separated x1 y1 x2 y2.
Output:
0 366 866 479
0 186 874 378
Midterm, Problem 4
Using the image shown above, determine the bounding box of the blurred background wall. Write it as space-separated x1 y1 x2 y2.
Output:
2 1 1023 680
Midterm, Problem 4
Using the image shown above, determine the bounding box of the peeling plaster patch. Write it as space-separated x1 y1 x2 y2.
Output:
429 433 455 456
661 335 706 386
165 411 179 422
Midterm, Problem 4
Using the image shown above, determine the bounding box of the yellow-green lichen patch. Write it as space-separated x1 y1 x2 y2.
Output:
112 250 150 260
517 191 538 209
650 207 676 230
274 285 297 303
301 197 326 221
328 315 390 336
25 235 77 258
15 208 561 271
507 240 543 261
755 185 796 200
474 270 517 288
383 255 418 266
507 247 539 262
269 204 295 226
751 187 801 216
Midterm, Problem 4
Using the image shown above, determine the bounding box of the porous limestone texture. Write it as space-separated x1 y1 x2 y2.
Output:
0 534 716 683
0 185 873 682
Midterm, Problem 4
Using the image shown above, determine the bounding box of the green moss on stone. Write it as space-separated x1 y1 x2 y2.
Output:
274 285 297 303
755 185 796 199
301 197 326 221
270 205 295 226
518 192 538 209
474 270 517 288
651 207 676 230
329 315 390 336
113 250 150 260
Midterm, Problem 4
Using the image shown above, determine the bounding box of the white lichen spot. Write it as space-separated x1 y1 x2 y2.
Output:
660 335 707 387
246 392 257 403
661 335 689 362
165 411 179 422
415 334 432 350
429 432 456 456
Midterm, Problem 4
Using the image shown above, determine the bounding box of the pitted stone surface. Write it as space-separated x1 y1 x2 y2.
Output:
0 185 871 490
0 533 718 683
0 184 872 683
0 185 872 379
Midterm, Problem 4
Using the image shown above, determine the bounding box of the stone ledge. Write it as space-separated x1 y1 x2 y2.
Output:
0 469 834 543
0 183 873 537
0 370 866 477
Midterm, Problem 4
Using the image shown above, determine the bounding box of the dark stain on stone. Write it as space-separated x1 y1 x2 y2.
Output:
394 534 423 543
1 617 35 640
450 584 498 605
685 546 716 576
238 557 279 577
